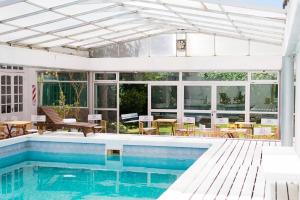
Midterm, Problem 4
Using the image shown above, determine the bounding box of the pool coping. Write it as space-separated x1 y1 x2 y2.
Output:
0 133 223 199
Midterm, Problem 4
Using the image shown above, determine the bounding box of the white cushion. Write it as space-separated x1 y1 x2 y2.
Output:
63 118 76 124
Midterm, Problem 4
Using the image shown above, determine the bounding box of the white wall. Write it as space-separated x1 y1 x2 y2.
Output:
23 67 38 120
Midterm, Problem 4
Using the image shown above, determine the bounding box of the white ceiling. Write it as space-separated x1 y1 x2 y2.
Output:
0 0 286 50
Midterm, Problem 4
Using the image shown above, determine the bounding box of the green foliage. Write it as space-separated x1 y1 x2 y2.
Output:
183 72 247 81
251 72 277 80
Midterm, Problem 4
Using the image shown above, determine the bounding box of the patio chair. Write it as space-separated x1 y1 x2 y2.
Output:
138 115 157 135
0 122 6 139
26 115 47 134
39 107 97 137
175 117 196 136
88 114 107 133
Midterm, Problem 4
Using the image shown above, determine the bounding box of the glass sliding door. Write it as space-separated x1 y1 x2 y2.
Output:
214 85 246 124
183 85 212 128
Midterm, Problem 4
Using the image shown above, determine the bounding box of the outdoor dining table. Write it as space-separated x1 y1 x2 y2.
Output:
154 119 177 135
234 122 256 134
3 121 32 138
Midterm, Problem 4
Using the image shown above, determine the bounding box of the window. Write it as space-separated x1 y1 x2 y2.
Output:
184 86 211 110
95 73 116 81
250 84 278 112
120 72 179 81
182 72 248 81
13 76 23 112
217 86 245 111
1 75 12 114
94 84 117 108
251 72 278 80
151 86 177 109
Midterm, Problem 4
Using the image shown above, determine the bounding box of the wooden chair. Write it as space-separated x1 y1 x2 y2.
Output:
88 114 107 133
27 115 47 134
138 116 157 135
213 118 230 137
175 117 196 136
0 122 6 139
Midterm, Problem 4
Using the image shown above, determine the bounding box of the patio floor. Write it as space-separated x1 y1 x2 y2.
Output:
179 139 299 200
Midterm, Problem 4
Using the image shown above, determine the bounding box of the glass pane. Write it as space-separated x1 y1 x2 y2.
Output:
250 114 278 124
1 96 6 104
95 110 117 133
183 72 247 81
217 86 245 111
14 104 19 112
184 86 211 110
120 72 179 81
150 34 176 56
19 104 23 112
95 73 116 81
184 113 211 128
41 72 87 81
250 84 278 112
217 113 245 123
251 72 278 80
42 82 87 107
151 86 177 109
94 84 117 108
19 95 23 103
14 76 18 84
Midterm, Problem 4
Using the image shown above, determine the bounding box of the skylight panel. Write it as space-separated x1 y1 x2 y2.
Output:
113 33 145 42
32 19 83 32
0 24 17 34
55 3 116 15
0 30 39 42
109 23 145 31
77 11 128 22
68 38 103 47
123 1 168 10
222 5 286 19
193 22 237 32
143 29 171 35
243 34 282 44
83 40 114 48
27 0 76 8
21 35 59 44
181 14 232 25
70 29 112 40
38 38 74 47
56 25 98 37
235 22 284 34
229 15 285 28
140 10 178 17
97 17 139 27
101 30 136 39
204 3 222 11
170 6 227 19
0 2 41 21
8 12 64 27
160 0 205 10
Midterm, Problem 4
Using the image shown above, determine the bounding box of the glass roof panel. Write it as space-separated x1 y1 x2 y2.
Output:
101 30 136 39
0 24 17 34
27 0 76 8
140 9 178 17
203 3 222 11
229 15 285 28
0 2 41 21
170 6 228 19
0 30 39 42
222 5 286 18
77 11 128 22
96 17 139 27
181 14 232 25
56 3 116 15
161 0 205 9
124 1 169 10
113 33 145 42
83 40 114 48
8 12 64 27
38 38 75 47
56 25 98 36
70 29 112 40
32 19 83 32
68 38 103 47
21 35 59 44
109 23 146 31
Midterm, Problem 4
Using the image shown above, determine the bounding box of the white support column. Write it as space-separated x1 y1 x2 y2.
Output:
280 56 294 146
295 53 300 156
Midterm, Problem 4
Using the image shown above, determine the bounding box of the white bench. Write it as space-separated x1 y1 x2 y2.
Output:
262 147 300 200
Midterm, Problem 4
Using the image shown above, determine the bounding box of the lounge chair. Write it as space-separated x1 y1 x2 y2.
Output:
39 107 97 137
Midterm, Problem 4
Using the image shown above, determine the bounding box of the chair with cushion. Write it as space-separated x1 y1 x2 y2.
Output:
138 116 157 135
88 114 107 133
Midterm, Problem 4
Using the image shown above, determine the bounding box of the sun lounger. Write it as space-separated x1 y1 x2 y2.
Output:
39 107 97 137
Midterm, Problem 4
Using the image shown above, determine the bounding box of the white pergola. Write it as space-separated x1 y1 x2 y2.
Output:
0 0 286 50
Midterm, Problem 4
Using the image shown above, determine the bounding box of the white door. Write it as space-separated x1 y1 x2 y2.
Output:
0 74 24 120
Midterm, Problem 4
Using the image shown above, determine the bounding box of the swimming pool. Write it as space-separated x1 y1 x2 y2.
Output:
0 135 210 200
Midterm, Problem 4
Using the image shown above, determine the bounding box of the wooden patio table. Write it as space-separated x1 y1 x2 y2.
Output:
154 119 177 135
3 121 31 138
234 122 256 134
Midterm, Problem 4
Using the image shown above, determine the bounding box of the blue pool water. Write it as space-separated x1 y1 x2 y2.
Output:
0 150 202 200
